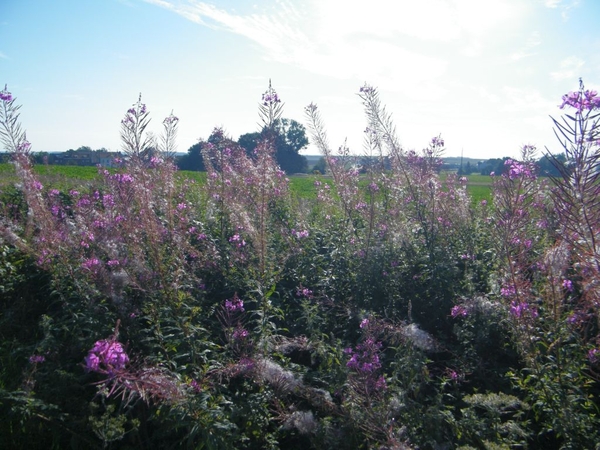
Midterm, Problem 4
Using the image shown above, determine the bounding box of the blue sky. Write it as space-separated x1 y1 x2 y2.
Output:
1 0 599 159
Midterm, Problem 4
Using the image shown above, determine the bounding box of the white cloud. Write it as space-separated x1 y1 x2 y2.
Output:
500 86 555 113
544 0 562 7
510 31 542 61
551 56 585 80
145 0 525 98
542 0 580 19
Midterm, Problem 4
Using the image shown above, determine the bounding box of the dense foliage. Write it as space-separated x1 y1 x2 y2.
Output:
1 80 600 449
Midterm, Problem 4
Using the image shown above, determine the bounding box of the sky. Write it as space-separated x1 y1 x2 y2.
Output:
1 0 599 160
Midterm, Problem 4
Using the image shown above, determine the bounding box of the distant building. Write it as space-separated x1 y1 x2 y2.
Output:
51 148 122 167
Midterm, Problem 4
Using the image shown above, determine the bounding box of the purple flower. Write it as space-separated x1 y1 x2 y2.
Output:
85 352 101 372
296 287 313 298
359 84 375 94
85 339 129 374
567 311 587 325
500 285 516 298
368 182 379 192
510 301 538 319
588 348 600 364
374 375 387 390
225 294 244 312
262 92 280 105
0 84 13 102
17 140 31 152
562 279 574 292
189 379 202 392
345 337 386 392
29 355 45 364
233 328 249 340
229 234 246 248
431 136 444 147
102 194 115 207
359 318 369 329
163 114 179 125
293 229 309 239
560 89 600 111
82 258 100 271
451 305 469 318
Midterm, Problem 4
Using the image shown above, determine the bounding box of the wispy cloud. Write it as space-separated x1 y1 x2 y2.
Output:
544 0 562 8
543 0 580 19
500 86 555 113
0 51 8 59
551 56 585 80
510 31 542 61
145 0 524 98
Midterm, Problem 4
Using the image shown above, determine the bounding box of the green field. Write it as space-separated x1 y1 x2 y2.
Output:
0 163 494 201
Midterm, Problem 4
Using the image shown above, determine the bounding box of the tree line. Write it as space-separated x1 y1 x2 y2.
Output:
0 130 568 177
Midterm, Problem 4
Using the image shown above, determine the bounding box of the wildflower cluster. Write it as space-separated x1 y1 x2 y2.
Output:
3 79 600 450
85 339 129 374
225 294 244 312
560 87 600 111
344 320 387 396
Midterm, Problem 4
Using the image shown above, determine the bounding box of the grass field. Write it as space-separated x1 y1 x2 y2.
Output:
0 163 494 201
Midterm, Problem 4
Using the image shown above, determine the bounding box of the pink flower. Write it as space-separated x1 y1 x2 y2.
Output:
451 305 469 318
85 339 129 374
510 301 538 319
296 287 313 298
293 229 309 239
82 258 100 270
233 328 249 340
500 285 516 298
85 352 100 372
225 295 244 312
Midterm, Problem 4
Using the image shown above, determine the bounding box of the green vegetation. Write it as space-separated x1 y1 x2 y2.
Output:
2 81 598 450
1 163 496 201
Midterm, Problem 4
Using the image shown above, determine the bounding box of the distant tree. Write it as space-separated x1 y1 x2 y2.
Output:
312 156 327 174
177 141 205 171
457 161 473 176
238 132 261 157
537 153 567 177
31 151 48 164
239 118 309 174
272 119 308 173
479 157 510 176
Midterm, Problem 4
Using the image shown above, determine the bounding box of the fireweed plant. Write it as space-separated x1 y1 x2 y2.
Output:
1 79 600 449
